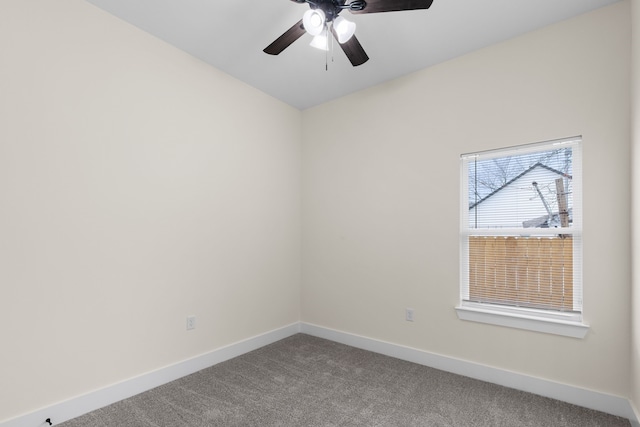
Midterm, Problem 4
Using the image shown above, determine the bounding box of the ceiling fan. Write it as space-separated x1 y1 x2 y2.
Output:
264 0 434 67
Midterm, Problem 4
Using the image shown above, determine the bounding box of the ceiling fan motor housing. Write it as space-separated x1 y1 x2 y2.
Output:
305 0 366 22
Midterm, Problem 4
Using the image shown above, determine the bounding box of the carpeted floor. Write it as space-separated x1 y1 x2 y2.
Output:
59 334 630 426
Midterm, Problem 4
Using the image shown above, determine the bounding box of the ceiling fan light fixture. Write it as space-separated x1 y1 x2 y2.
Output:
333 16 356 44
303 9 326 36
309 30 329 51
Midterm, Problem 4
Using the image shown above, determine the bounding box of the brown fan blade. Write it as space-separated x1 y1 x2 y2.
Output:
331 28 369 66
350 0 433 14
264 19 306 55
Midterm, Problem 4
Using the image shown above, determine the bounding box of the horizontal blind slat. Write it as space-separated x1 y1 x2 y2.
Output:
466 236 574 311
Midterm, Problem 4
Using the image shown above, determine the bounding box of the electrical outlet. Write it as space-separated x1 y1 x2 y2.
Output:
186 315 196 330
405 308 415 322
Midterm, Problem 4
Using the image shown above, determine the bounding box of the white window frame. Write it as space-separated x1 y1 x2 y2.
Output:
455 137 589 338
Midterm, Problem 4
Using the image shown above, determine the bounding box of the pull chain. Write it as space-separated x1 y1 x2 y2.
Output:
325 24 329 71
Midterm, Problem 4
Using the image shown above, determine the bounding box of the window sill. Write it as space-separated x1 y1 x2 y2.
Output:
455 304 589 338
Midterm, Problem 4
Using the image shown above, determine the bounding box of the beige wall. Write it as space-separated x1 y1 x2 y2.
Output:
632 0 640 419
302 1 631 397
0 0 301 421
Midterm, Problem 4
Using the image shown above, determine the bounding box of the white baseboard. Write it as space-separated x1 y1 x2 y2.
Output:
300 322 637 423
1 323 301 427
5 321 636 426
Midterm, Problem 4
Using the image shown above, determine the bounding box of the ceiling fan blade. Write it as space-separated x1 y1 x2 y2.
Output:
350 0 433 14
264 19 306 55
331 29 369 66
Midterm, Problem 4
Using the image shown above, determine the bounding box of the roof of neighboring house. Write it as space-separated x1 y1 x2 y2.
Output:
469 162 572 210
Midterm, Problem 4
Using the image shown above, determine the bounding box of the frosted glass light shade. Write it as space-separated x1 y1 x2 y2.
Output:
309 31 329 51
303 9 326 36
333 16 356 44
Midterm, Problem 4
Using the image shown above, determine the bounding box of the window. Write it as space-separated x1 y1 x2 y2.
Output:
456 137 588 338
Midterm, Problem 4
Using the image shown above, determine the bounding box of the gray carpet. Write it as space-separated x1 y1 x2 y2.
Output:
59 334 630 426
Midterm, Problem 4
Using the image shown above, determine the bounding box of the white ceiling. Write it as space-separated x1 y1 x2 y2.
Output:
85 0 620 110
